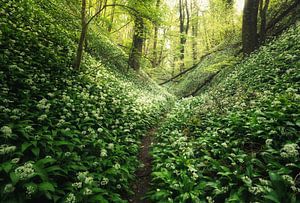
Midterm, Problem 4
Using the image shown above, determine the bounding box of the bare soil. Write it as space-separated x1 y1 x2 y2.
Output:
128 128 156 203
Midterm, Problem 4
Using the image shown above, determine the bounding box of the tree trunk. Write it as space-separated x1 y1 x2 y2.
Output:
179 0 190 72
108 0 116 32
73 0 87 70
259 0 270 44
152 0 161 68
128 17 144 71
191 0 199 65
242 0 260 55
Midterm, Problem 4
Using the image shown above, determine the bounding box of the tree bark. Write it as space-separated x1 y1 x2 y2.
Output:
242 0 260 55
73 0 87 70
191 0 199 65
179 0 190 72
152 0 161 68
128 17 144 71
108 0 116 32
259 0 270 44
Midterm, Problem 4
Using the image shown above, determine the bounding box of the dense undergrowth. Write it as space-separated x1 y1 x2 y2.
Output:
0 0 172 202
168 47 239 98
150 24 300 202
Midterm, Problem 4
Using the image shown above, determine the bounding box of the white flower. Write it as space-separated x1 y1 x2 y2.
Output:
108 143 114 149
100 177 109 185
100 149 107 157
38 114 47 121
0 144 16 155
11 158 20 164
25 185 36 197
84 176 94 185
65 193 76 203
72 182 82 189
206 196 214 203
280 143 299 158
83 187 92 196
265 139 273 147
114 163 120 170
3 184 15 193
15 162 35 180
1 126 12 138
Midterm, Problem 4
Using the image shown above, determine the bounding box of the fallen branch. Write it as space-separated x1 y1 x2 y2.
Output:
159 50 219 85
184 70 221 97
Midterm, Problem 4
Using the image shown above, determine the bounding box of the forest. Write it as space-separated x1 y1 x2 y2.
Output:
0 0 299 202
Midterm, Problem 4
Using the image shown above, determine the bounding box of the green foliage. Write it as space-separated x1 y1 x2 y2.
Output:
0 0 172 202
149 25 300 202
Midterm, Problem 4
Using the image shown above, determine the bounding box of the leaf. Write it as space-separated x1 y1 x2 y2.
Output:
39 182 55 192
21 142 32 152
36 158 57 168
90 194 109 203
32 147 40 157
264 194 281 203
2 162 12 173
10 172 19 185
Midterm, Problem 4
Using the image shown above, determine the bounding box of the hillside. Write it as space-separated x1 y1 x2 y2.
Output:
1 0 299 202
0 0 172 202
149 24 300 202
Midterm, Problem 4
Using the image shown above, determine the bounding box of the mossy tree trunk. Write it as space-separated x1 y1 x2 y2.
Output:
73 0 87 70
128 17 144 71
242 0 260 55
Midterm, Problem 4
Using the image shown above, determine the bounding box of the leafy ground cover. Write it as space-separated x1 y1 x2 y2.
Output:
0 0 172 202
149 25 300 202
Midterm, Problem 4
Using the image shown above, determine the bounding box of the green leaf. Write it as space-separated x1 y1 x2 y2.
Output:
21 142 32 152
2 162 12 173
264 194 281 203
36 158 56 168
39 182 55 192
10 172 19 185
90 194 109 203
32 147 40 157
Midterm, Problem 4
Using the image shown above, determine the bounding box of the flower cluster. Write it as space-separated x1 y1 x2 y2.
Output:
280 143 299 158
1 126 12 138
0 144 16 155
65 193 76 203
14 162 35 180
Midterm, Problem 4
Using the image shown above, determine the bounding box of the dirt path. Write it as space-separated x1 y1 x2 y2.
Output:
128 128 156 203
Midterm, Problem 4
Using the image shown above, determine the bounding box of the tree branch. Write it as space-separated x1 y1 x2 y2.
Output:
159 48 223 85
87 4 140 26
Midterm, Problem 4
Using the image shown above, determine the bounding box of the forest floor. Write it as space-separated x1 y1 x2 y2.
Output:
129 128 157 203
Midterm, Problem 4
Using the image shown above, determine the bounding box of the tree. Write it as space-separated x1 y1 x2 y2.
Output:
128 17 144 71
242 0 260 55
73 0 88 70
259 0 270 44
179 0 190 71
151 0 161 68
191 0 199 65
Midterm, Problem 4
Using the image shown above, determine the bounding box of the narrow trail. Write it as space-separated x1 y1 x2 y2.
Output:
129 128 157 203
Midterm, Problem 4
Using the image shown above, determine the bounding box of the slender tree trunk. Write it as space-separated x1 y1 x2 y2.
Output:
157 28 166 67
128 17 144 71
259 0 270 44
108 0 116 32
179 0 185 72
152 0 161 68
242 0 260 55
73 0 87 70
179 0 190 72
191 0 199 65
201 11 210 51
